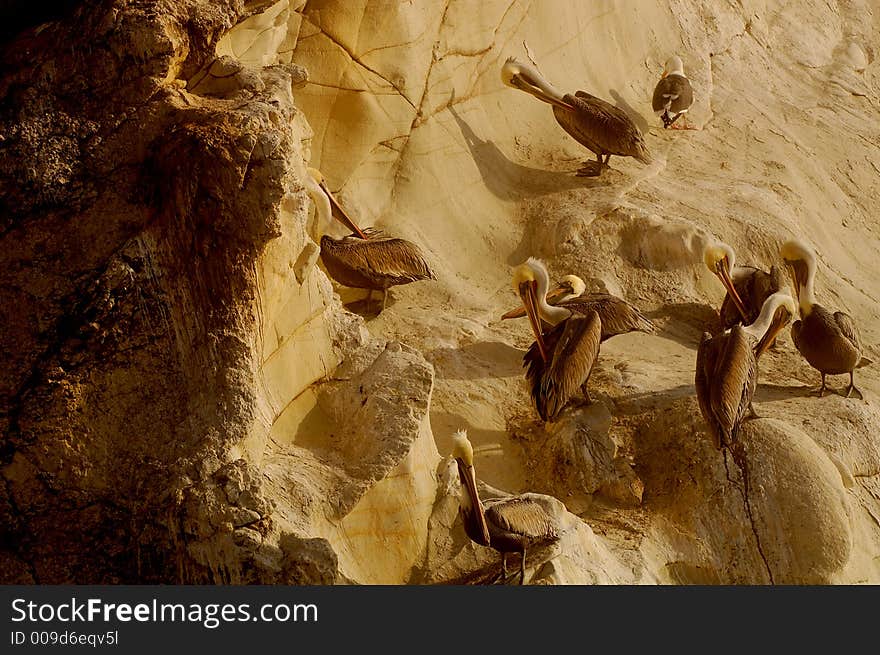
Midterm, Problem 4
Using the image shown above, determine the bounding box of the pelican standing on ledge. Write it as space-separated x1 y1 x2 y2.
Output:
452 429 560 584
302 169 436 311
695 291 797 450
501 273 654 341
781 240 865 399
704 241 786 329
652 56 694 129
501 57 652 177
514 258 602 421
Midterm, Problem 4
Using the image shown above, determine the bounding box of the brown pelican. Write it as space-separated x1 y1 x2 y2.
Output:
704 241 786 329
501 272 654 341
652 56 694 129
501 57 652 177
695 291 797 450
514 258 602 421
781 240 864 398
452 429 560 584
302 168 436 310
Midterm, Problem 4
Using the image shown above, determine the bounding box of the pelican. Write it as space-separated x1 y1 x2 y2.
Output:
452 429 560 584
302 169 436 310
514 258 602 421
501 57 652 177
704 241 786 329
781 240 864 398
501 273 654 341
695 291 797 450
651 56 694 129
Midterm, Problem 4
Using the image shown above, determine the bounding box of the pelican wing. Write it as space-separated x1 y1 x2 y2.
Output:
485 497 558 541
562 293 654 340
710 328 756 448
833 311 861 352
651 74 693 115
553 91 652 163
330 236 436 285
531 311 601 421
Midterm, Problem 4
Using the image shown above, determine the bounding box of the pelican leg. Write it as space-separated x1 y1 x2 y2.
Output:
817 373 827 397
489 554 508 584
845 372 864 400
519 547 527 585
746 403 760 420
381 288 388 312
365 289 372 304
581 381 593 405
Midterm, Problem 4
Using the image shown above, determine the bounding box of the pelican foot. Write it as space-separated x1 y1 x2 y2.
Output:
575 160 604 177
745 404 760 420
845 384 864 400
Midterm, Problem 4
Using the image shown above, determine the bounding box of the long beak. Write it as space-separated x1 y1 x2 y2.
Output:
511 73 575 111
715 258 749 322
319 180 368 239
457 460 490 546
519 280 548 361
501 283 567 320
785 262 802 301
661 70 669 79
754 307 790 359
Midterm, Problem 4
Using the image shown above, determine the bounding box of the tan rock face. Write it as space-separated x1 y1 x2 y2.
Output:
2 0 879 584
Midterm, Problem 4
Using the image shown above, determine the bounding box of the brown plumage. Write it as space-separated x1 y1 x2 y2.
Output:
781 240 865 399
652 56 694 129
304 169 435 310
523 310 602 421
695 292 796 450
453 430 560 584
720 265 786 329
501 57 652 177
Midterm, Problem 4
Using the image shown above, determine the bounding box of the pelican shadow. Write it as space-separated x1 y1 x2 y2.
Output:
608 89 651 134
448 102 599 201
425 340 525 380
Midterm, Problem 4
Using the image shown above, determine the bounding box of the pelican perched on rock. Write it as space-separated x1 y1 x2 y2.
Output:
302 168 435 311
781 240 865 398
501 57 652 176
501 272 654 341
704 241 786 329
514 258 602 421
695 291 797 450
652 56 694 129
452 429 560 584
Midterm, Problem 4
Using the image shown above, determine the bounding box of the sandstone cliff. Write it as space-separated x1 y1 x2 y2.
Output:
1 0 878 584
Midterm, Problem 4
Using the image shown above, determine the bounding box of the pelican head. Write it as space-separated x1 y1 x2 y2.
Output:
703 241 749 322
556 274 586 298
302 167 367 239
780 239 816 312
750 291 798 358
512 259 549 361
451 429 490 545
662 55 685 78
501 57 573 110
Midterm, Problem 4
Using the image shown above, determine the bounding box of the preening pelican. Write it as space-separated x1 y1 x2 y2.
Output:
695 292 796 450
501 57 652 177
514 258 602 421
302 169 435 310
501 273 654 341
781 240 865 398
704 241 785 329
452 429 560 584
652 56 694 129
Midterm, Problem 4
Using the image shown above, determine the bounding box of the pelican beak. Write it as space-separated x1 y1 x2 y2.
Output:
501 282 567 321
509 71 575 111
784 260 802 301
456 458 490 545
518 279 548 361
318 180 368 239
754 306 792 359
661 69 669 79
715 257 749 322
